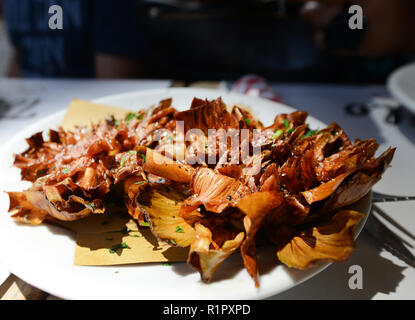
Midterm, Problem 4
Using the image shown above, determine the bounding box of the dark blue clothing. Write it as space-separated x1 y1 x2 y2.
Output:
4 0 148 78
3 1 405 83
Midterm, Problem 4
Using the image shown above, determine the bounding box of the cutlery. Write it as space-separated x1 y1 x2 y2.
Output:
364 211 415 268
372 191 415 203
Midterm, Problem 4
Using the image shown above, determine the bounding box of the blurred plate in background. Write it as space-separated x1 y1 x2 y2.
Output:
388 63 415 113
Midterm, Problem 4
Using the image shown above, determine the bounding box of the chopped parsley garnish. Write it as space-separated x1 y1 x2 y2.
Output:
272 129 284 140
170 239 177 245
301 129 321 140
137 114 144 120
286 128 295 134
140 221 150 227
128 150 136 155
125 112 137 123
162 262 171 266
175 226 184 233
62 168 70 174
244 118 251 125
38 169 47 175
131 234 140 238
283 119 289 128
120 157 126 167
114 271 119 274
114 119 120 128
165 135 173 143
109 242 131 254
134 180 147 185
89 202 96 211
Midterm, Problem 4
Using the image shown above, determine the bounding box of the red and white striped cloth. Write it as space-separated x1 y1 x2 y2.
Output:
232 74 283 103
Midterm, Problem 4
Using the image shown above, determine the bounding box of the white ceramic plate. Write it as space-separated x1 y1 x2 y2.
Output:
388 63 415 113
0 88 370 300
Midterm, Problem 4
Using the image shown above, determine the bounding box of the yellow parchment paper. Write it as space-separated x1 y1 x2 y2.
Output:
56 99 188 265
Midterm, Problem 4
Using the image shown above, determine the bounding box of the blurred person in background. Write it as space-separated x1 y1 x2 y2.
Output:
3 0 149 78
2 0 415 83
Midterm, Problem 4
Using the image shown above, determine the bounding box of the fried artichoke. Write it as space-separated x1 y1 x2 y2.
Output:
6 97 395 287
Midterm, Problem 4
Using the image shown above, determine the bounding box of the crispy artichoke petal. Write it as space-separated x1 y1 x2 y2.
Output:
277 210 364 269
188 223 245 283
123 175 148 224
301 170 356 205
7 176 106 224
143 148 194 183
322 148 395 213
8 191 50 224
137 184 197 247
181 167 250 215
7 189 95 224
236 191 283 286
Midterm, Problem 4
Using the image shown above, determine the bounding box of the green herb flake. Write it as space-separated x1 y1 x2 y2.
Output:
137 114 144 120
170 239 177 245
128 150 136 155
175 226 184 233
131 234 140 238
272 129 284 140
134 180 147 185
244 118 251 125
140 221 150 227
120 157 126 167
283 119 289 128
114 119 120 128
38 169 47 175
162 262 171 266
114 271 119 274
301 130 320 140
120 242 131 249
62 168 70 174
109 242 131 254
89 202 96 211
125 113 137 123
286 128 295 134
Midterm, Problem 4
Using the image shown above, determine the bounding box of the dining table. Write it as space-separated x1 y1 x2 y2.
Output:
0 77 414 300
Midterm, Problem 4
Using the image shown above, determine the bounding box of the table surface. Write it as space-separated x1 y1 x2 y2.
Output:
0 78 414 300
